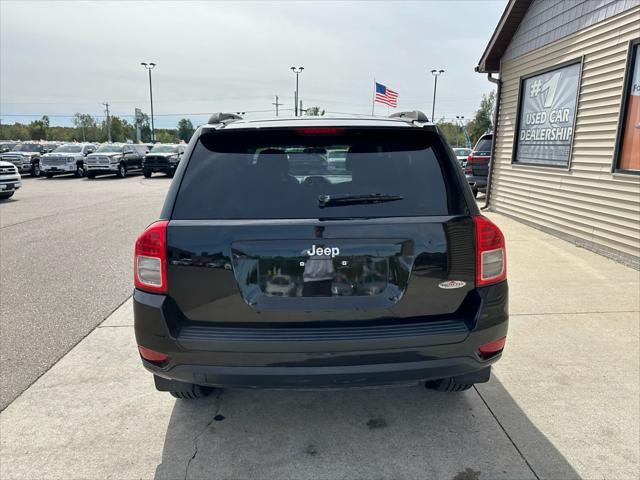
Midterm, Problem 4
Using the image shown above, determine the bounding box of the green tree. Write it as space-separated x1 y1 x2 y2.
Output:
28 116 50 140
107 116 138 143
177 118 195 142
436 120 465 147
156 130 178 143
305 106 325 116
48 126 74 142
109 116 125 142
0 122 30 140
73 113 99 142
467 91 495 145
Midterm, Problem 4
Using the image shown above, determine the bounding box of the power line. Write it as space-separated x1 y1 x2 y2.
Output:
0 108 295 118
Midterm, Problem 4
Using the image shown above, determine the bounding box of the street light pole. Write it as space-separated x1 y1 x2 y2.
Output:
456 115 464 147
141 62 156 142
291 66 304 116
430 69 445 122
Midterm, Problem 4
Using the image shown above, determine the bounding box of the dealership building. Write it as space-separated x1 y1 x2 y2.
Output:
477 0 640 268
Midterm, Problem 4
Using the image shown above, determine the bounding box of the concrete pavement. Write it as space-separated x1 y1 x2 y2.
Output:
0 175 171 410
1 212 638 479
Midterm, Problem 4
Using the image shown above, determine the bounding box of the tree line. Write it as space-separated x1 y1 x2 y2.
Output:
0 113 196 144
436 91 495 148
0 91 494 147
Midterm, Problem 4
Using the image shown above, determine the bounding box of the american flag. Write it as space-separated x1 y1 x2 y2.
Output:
375 82 398 107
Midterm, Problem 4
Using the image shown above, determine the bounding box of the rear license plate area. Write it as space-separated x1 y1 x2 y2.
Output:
258 256 388 297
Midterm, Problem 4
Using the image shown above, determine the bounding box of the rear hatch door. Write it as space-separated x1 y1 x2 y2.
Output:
470 135 492 176
166 126 476 326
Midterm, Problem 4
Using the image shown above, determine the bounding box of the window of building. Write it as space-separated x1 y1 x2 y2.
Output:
512 60 582 168
614 39 640 174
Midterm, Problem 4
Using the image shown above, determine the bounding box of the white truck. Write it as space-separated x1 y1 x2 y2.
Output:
0 143 47 177
0 161 22 200
40 143 97 178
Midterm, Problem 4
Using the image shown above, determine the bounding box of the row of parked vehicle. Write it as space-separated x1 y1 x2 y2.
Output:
0 141 187 200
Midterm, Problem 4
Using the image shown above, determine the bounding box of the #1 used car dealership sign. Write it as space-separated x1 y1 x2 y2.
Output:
514 61 581 167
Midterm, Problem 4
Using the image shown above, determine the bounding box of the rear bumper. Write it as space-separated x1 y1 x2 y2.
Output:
134 282 508 389
465 175 487 191
153 359 493 390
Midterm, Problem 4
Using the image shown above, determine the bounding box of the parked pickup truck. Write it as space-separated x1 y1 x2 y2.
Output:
0 161 22 200
0 143 47 177
41 143 97 178
143 143 186 178
85 143 149 179
133 111 509 399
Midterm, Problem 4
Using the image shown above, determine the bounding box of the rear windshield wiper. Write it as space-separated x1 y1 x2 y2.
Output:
318 193 404 208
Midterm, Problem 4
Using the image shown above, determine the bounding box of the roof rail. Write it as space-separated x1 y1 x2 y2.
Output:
207 112 243 125
389 110 430 123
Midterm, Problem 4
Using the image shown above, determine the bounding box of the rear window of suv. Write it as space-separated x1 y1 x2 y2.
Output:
474 135 492 153
172 127 461 220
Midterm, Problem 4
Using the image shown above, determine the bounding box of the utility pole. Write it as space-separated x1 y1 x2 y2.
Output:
272 95 283 117
430 69 445 122
102 102 112 142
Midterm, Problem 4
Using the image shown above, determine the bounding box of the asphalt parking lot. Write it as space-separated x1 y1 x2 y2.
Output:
0 174 171 410
1 197 638 479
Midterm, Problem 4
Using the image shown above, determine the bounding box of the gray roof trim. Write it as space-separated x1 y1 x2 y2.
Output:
476 0 535 73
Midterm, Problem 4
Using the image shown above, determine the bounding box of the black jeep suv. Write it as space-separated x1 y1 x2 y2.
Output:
134 112 508 399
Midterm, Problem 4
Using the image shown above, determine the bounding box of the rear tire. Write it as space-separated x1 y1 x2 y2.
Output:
169 384 213 400
31 163 41 177
472 188 479 198
143 170 152 178
75 165 85 177
45 172 54 179
0 191 15 200
425 378 473 392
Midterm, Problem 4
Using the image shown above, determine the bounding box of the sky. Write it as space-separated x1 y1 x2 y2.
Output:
0 0 506 129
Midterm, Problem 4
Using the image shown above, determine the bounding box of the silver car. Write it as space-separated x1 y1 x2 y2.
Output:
452 147 472 168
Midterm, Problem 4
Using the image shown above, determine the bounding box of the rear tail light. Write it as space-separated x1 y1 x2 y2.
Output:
465 154 473 174
478 336 506 359
138 345 170 366
474 216 506 286
134 220 169 294
295 128 344 135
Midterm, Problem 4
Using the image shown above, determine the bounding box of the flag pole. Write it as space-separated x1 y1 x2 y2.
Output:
372 78 376 116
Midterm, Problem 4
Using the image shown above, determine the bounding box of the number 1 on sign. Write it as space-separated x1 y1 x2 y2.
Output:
541 72 561 108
